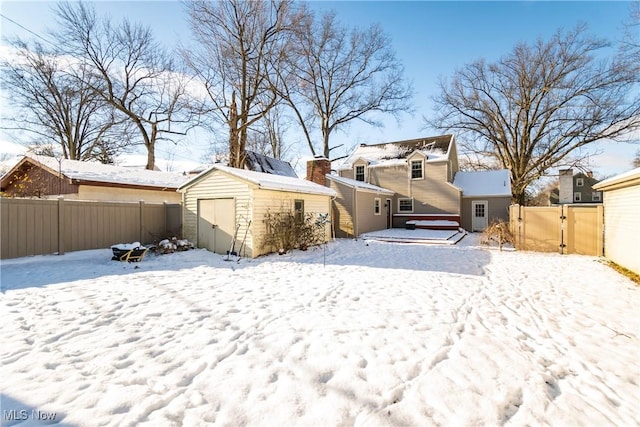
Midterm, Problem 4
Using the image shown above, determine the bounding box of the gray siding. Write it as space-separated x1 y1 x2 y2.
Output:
366 162 460 216
328 179 356 238
353 191 389 236
460 196 511 231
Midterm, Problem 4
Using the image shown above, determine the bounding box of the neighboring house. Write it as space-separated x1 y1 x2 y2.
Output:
178 163 335 258
328 135 511 235
593 167 640 275
552 169 602 204
453 170 512 231
0 155 184 203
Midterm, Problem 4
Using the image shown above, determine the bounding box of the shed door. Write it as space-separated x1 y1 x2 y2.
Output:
198 198 235 254
471 200 488 231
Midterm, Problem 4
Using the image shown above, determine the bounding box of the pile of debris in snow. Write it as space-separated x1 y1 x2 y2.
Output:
157 237 195 254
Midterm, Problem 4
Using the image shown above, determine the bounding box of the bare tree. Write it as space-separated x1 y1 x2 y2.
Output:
619 2 639 69
634 150 640 168
278 11 413 158
184 0 302 169
54 2 194 170
427 25 640 204
0 40 129 162
246 105 293 160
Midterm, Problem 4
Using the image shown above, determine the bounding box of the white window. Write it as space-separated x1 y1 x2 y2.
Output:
410 160 423 179
294 199 304 222
574 192 582 202
576 177 584 187
374 198 381 215
398 198 413 212
355 165 365 182
592 192 601 202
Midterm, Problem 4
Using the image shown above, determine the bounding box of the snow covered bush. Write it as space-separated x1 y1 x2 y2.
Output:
480 220 514 250
262 209 327 254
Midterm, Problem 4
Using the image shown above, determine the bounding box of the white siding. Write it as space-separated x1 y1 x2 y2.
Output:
603 185 640 275
182 170 332 258
252 189 332 257
181 171 252 254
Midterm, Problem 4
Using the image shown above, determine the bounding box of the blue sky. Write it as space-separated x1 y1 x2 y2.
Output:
0 1 636 177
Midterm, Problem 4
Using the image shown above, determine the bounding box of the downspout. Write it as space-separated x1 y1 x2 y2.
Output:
353 186 358 239
330 195 336 240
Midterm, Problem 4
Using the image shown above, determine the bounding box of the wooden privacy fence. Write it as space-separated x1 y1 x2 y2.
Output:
1 198 181 259
509 204 603 256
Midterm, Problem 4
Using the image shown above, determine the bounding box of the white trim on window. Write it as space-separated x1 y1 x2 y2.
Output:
354 164 365 182
398 198 414 213
374 198 381 215
592 192 601 202
576 177 584 187
574 192 582 202
410 159 424 180
294 199 304 222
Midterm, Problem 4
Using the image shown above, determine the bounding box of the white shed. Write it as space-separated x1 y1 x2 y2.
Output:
178 164 336 258
593 167 640 275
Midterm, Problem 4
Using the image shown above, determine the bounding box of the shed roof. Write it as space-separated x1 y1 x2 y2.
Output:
326 174 394 195
453 169 512 197
593 167 640 190
1 155 187 190
179 164 336 197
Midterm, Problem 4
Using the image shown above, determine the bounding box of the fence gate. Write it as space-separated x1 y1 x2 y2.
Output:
510 204 603 256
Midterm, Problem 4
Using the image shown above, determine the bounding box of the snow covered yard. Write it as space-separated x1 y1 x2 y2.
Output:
1 235 639 426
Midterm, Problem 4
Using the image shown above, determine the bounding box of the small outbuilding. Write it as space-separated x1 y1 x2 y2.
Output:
178 164 336 258
593 167 640 275
453 170 512 231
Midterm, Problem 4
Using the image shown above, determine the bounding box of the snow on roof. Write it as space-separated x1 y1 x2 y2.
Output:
21 155 187 189
180 164 336 197
593 167 640 190
337 135 453 170
453 169 512 197
326 174 394 195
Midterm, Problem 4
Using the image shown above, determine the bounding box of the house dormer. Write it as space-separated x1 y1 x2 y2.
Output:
406 151 427 180
352 158 370 182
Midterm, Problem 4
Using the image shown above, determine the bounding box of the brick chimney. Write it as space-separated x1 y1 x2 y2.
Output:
306 157 331 187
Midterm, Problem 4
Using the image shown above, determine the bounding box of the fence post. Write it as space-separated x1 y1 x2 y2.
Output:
559 205 567 255
57 196 65 255
163 202 168 238
139 200 144 243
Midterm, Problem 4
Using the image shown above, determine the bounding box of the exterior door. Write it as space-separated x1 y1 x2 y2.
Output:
471 200 488 231
197 198 235 254
386 198 392 228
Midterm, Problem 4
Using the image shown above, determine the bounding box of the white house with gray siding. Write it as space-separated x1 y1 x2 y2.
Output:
178 164 335 258
593 167 640 275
